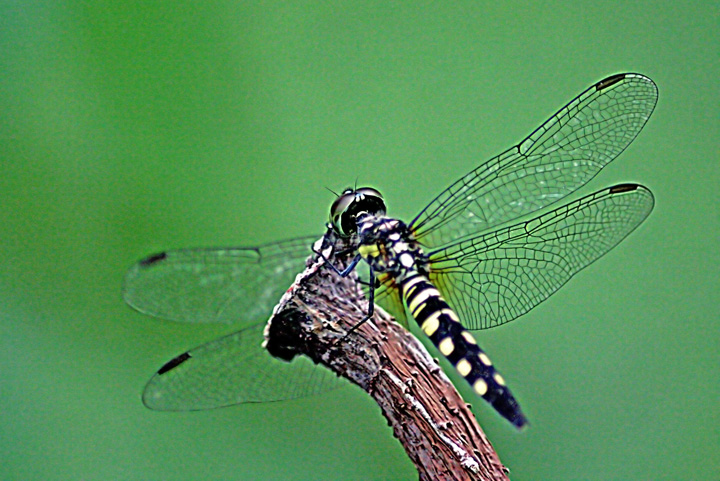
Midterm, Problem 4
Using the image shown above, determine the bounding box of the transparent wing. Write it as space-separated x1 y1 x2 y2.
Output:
123 235 318 325
428 184 654 330
143 322 346 410
372 275 409 328
411 73 657 248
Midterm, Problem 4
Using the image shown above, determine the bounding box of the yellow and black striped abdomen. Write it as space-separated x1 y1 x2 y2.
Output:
401 271 527 428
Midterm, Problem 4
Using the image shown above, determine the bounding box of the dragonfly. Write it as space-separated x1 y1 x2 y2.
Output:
124 73 657 427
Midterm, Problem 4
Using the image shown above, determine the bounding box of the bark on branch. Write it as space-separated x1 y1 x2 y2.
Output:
265 237 511 481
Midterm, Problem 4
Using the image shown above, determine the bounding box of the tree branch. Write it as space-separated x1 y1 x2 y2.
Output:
265 237 510 481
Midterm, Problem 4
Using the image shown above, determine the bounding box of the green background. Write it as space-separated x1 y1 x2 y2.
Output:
2 2 717 480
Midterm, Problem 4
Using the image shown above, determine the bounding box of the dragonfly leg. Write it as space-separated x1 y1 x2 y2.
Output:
353 274 377 287
341 267 376 339
312 246 376 339
313 246 363 278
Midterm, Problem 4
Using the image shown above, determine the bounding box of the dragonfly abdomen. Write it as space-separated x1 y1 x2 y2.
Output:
400 272 527 428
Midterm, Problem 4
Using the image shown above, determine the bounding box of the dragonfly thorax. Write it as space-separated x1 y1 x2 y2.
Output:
355 214 427 280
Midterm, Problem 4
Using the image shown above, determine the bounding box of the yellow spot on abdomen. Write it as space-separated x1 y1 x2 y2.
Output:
420 311 441 336
456 359 472 377
478 352 492 366
402 275 425 297
461 331 477 345
493 372 506 386
473 378 488 396
446 309 460 323
408 288 440 316
438 337 454 356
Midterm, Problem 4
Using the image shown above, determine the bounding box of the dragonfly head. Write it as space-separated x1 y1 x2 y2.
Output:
329 187 386 237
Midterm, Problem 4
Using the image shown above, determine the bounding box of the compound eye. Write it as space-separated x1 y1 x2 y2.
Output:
329 190 356 235
329 187 387 237
355 187 386 219
355 187 383 200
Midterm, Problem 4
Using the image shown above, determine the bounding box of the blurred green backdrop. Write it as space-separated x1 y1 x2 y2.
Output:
1 1 717 480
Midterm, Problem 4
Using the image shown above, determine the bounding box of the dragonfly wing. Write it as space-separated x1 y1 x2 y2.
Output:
373 281 409 328
123 235 318 325
427 184 654 330
411 74 657 247
143 322 346 410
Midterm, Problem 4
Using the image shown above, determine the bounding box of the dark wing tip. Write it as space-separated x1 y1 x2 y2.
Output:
595 73 626 91
139 251 168 266
609 183 640 194
157 352 192 375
